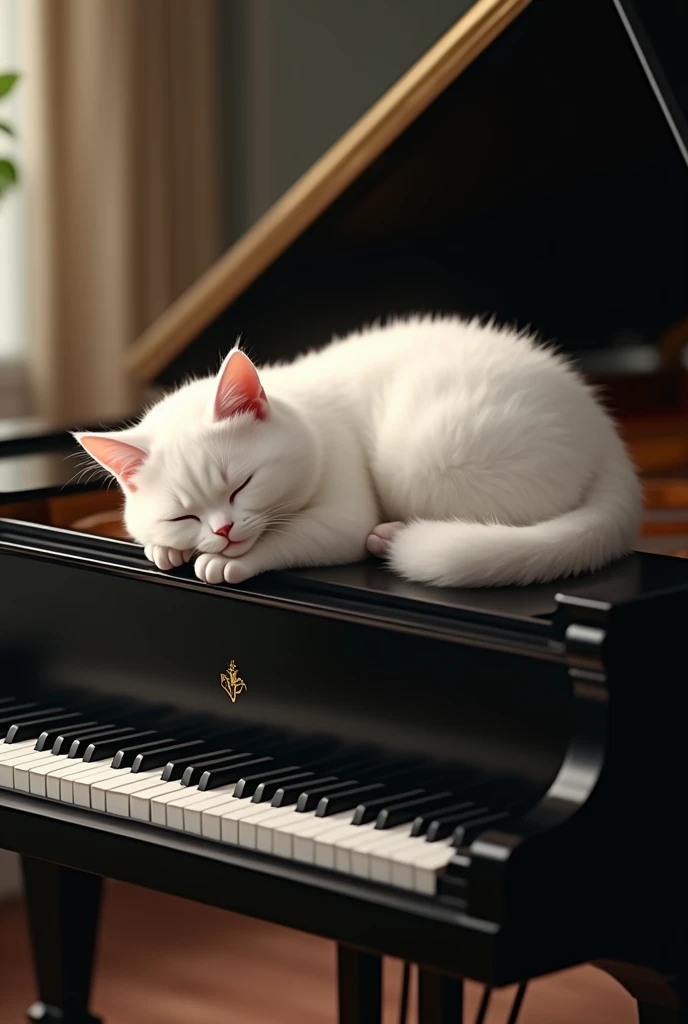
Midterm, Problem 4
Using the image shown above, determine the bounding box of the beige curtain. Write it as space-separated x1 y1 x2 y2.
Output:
24 0 222 423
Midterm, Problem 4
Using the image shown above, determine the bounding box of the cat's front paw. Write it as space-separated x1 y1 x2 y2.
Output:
194 553 254 585
194 553 231 584
222 559 253 585
145 544 193 571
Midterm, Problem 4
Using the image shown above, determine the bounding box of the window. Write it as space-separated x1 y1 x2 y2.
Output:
0 0 28 416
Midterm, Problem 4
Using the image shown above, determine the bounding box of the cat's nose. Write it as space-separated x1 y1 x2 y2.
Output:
214 523 233 539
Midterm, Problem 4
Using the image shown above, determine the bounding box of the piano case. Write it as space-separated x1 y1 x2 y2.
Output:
1 1 687 1021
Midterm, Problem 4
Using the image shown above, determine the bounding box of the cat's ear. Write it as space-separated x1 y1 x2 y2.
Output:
213 349 268 422
72 432 149 493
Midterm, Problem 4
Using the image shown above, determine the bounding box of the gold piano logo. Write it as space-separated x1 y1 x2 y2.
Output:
220 660 247 703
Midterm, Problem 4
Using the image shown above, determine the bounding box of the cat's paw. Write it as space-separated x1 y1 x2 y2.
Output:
194 553 254 585
222 559 253 585
194 553 231 584
366 522 404 557
145 544 193 571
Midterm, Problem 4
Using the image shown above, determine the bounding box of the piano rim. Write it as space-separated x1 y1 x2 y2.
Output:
0 516 565 661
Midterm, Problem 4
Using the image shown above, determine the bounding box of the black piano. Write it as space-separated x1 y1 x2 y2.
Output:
1 1 687 1021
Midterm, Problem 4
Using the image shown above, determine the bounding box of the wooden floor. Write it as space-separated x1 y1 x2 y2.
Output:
0 880 637 1024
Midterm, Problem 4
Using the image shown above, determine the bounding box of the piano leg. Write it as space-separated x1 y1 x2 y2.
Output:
21 856 103 1024
337 944 382 1024
417 968 463 1023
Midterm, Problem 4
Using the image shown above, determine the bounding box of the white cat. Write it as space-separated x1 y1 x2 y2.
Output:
74 316 642 588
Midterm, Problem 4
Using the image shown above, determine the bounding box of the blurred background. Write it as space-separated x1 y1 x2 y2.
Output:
0 0 467 425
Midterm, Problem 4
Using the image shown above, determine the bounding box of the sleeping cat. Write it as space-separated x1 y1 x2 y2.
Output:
74 316 642 588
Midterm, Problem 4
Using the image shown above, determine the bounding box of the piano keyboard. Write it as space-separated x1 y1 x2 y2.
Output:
0 695 530 896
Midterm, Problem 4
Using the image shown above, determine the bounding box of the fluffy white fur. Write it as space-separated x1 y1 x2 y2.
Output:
74 316 642 588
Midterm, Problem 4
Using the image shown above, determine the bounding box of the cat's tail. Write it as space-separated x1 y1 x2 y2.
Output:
386 442 643 587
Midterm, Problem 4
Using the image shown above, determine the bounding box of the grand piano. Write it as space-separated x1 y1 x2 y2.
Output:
1 0 687 1021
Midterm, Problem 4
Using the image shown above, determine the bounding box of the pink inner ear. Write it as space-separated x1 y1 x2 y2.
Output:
214 350 268 422
79 436 147 491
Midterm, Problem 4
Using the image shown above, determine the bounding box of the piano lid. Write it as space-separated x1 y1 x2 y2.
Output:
126 0 688 396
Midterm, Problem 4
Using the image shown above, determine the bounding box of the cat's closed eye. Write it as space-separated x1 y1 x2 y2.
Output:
230 475 253 503
169 514 200 522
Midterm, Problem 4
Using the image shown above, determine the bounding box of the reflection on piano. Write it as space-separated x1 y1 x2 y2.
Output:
1 0 687 1021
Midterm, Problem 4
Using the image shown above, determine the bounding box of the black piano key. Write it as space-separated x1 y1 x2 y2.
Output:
410 800 473 837
0 703 42 729
295 779 359 812
53 723 125 755
161 747 237 782
0 706 64 737
35 721 99 752
315 783 386 817
111 736 182 769
252 772 315 803
351 789 426 826
198 756 273 791
82 730 159 763
5 711 84 744
375 790 455 830
0 696 18 705
233 765 301 799
273 776 342 808
181 752 256 787
452 810 513 848
131 740 205 773
426 805 490 843
64 726 136 758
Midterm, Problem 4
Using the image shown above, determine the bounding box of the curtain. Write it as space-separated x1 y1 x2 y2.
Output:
24 0 222 423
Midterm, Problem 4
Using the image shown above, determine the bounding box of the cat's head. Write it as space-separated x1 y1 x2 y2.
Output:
73 349 320 557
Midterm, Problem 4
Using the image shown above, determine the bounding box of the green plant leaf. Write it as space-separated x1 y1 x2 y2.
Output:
0 73 20 99
0 158 18 197
0 121 15 137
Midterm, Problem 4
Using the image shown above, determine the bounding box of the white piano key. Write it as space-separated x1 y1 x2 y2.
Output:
200 794 248 840
408 842 457 895
328 823 410 875
0 739 38 763
312 820 377 870
254 807 306 854
237 804 309 854
267 810 348 861
13 751 70 792
105 772 162 816
183 792 243 836
369 831 420 884
70 766 123 807
292 813 358 864
89 769 158 812
61 762 114 804
161 786 234 830
28 755 72 796
0 747 56 788
129 781 185 821
0 749 60 789
150 785 204 826
220 799 271 845
350 829 425 880
167 789 228 831
236 803 289 849
45 758 112 800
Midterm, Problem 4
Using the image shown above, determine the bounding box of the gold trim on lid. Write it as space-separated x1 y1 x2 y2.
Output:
125 0 532 383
